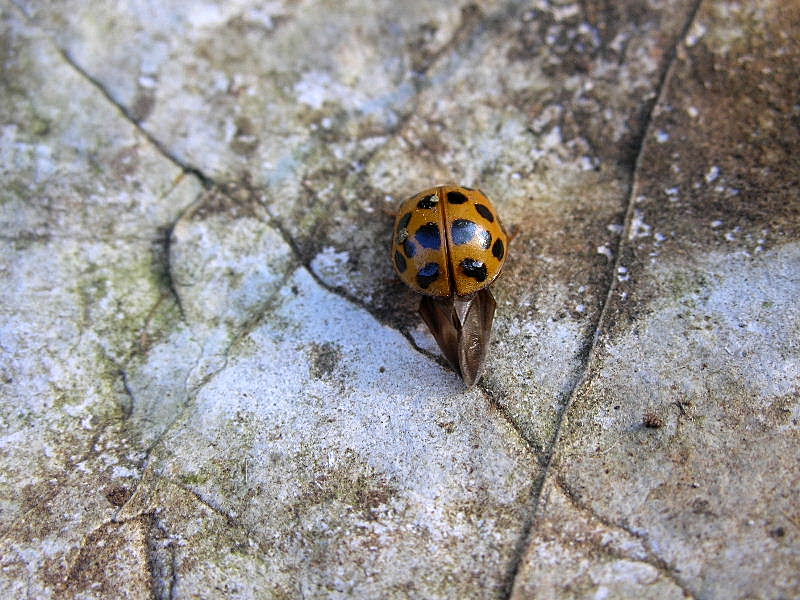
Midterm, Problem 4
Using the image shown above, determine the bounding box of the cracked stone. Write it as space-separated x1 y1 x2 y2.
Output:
2 0 799 598
511 478 689 599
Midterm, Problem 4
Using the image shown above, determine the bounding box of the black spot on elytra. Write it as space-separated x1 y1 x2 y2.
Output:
447 191 468 204
460 258 487 282
417 194 438 209
451 219 477 245
403 239 417 258
492 238 505 260
474 203 494 222
415 223 441 250
394 250 407 273
416 262 441 289
479 229 492 250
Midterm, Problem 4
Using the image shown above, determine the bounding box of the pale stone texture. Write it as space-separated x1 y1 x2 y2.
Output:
510 1 800 598
1 0 798 598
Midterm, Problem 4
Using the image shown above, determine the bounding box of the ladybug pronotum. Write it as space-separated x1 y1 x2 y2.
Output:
391 185 509 387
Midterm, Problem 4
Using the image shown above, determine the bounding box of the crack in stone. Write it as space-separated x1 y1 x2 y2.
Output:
53 50 211 188
113 474 278 593
218 266 299 356
117 366 135 420
260 203 442 363
479 382 545 464
162 338 203 422
553 475 698 599
142 511 178 600
160 222 186 322
114 342 205 519
162 479 239 526
503 2 706 597
161 476 279 562
153 194 207 326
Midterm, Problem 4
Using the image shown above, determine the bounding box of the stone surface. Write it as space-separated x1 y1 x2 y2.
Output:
1 0 798 598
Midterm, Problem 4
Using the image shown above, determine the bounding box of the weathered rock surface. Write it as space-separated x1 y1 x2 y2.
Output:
1 0 797 598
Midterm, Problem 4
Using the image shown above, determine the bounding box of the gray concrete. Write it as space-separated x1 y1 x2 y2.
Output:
1 1 798 598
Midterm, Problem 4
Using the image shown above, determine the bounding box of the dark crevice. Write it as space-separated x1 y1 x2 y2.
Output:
152 215 206 335
159 222 186 321
152 191 208 327
159 476 276 558
554 475 698 599
502 1 705 597
479 382 545 463
501 469 548 594
143 512 177 600
54 48 212 189
117 367 135 419
262 207 445 363
163 479 239 526
398 324 451 370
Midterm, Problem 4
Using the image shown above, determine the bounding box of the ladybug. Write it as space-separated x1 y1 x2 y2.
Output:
391 185 508 387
